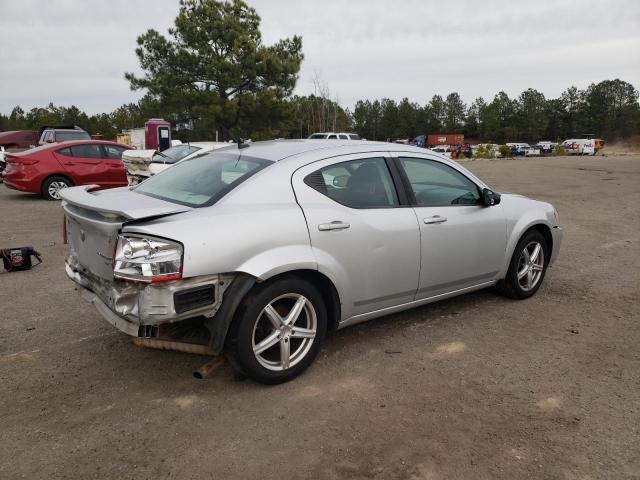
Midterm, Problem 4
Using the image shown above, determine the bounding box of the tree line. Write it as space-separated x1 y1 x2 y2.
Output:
1 0 638 145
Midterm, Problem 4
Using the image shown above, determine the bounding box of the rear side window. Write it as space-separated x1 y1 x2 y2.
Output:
102 145 127 159
304 157 398 209
348 134 361 140
57 147 72 157
70 144 102 159
135 152 271 207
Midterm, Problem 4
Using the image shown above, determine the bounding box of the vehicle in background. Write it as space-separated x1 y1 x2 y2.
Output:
38 126 90 146
411 134 465 149
116 118 173 152
595 138 605 152
0 130 40 150
523 146 541 157
561 139 596 155
430 145 452 158
308 132 361 140
61 139 562 384
534 141 558 154
506 143 531 156
123 141 230 185
2 140 130 200
0 146 6 180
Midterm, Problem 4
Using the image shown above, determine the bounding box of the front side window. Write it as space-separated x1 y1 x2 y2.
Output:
135 152 270 207
152 144 200 164
70 144 102 159
304 157 398 209
399 157 480 206
309 134 328 139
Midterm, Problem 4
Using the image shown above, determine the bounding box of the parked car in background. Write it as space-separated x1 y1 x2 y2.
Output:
308 132 361 140
122 141 231 185
561 139 596 155
2 140 130 200
38 126 90 146
430 145 452 158
506 143 531 156
534 141 558 154
0 146 6 180
0 130 40 150
524 146 541 157
61 140 562 383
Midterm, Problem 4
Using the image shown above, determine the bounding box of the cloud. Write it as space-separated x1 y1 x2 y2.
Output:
0 0 638 114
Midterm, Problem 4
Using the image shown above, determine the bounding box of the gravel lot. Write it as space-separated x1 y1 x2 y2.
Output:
1 154 639 480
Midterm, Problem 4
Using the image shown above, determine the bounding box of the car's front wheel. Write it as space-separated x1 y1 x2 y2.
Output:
226 277 327 384
499 230 549 299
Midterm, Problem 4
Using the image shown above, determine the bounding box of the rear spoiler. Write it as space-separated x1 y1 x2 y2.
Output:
60 185 191 220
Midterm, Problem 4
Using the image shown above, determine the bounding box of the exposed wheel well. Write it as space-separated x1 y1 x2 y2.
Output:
260 270 341 332
41 173 74 194
526 224 553 258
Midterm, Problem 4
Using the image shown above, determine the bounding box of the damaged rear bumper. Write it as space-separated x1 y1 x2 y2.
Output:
65 255 235 337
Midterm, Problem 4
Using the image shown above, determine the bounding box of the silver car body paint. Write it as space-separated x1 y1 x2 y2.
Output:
61 140 562 333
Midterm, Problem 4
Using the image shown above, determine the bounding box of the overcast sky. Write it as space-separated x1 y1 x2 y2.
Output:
1 0 639 115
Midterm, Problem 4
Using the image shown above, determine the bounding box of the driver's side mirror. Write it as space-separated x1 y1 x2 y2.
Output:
481 188 501 206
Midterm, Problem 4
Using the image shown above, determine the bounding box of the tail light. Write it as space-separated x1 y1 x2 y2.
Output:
113 234 183 283
7 156 39 166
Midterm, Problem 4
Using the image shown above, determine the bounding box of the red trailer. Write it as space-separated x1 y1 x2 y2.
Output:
427 134 464 146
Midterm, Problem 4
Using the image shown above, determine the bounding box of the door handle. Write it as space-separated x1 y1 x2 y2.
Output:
318 221 350 231
424 215 447 224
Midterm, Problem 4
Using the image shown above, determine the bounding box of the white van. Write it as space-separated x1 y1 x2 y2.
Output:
561 139 596 155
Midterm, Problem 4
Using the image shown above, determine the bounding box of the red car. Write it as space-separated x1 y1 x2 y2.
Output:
2 140 131 200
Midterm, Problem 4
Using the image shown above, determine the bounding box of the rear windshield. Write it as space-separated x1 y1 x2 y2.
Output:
134 152 271 207
56 131 90 142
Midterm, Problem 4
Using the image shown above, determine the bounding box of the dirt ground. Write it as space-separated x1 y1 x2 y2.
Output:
1 154 639 480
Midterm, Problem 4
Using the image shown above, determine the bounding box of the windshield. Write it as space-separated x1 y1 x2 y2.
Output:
56 131 90 141
135 152 271 207
152 144 201 164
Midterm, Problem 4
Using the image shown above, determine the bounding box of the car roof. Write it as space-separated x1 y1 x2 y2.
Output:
217 139 439 163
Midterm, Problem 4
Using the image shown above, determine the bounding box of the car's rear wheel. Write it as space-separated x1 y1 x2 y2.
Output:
226 277 327 384
42 176 73 200
499 230 548 299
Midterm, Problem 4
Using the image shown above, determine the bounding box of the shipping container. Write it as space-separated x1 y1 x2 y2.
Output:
427 134 464 146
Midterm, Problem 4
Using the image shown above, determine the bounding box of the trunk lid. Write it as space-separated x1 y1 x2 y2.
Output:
60 185 191 280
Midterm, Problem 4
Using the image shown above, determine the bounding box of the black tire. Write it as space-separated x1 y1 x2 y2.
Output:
41 175 73 200
225 276 327 384
499 230 549 300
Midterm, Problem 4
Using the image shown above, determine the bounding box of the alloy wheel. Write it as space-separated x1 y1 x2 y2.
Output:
517 241 545 291
48 181 69 199
251 293 317 371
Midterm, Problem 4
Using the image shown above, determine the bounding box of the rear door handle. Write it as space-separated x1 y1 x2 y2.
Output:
424 215 447 224
318 221 350 231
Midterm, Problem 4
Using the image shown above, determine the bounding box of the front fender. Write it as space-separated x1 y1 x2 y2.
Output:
500 216 555 278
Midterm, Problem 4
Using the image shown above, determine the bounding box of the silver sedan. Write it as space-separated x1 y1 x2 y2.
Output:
61 140 562 383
